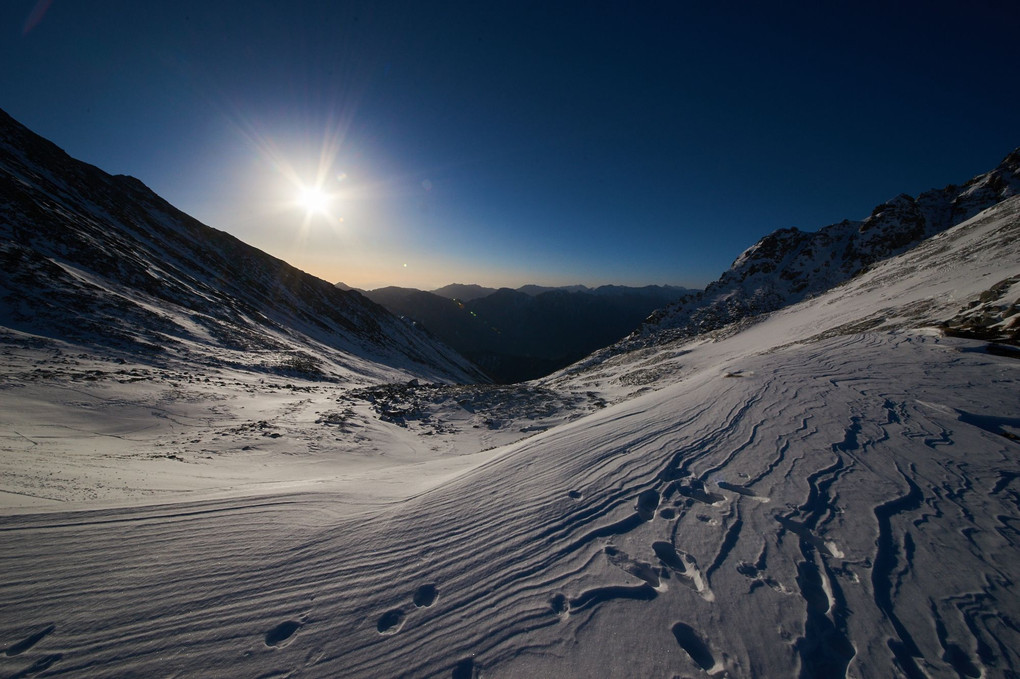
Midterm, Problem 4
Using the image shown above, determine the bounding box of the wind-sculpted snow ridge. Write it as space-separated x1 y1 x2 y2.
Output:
636 148 1020 343
2 195 1019 675
2 332 1018 678
0 109 485 385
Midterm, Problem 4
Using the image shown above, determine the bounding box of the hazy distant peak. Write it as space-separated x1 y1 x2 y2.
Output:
518 283 591 293
592 283 696 296
430 283 498 301
431 282 697 301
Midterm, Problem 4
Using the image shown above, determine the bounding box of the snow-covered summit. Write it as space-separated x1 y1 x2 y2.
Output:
0 109 485 384
641 148 1020 338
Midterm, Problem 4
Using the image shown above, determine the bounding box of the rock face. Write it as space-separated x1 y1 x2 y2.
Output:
0 108 486 384
641 149 1020 339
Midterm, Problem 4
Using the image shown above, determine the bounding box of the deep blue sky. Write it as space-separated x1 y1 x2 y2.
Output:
3 1 1017 290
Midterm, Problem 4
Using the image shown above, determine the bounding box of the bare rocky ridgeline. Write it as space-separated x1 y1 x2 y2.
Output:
637 148 1020 342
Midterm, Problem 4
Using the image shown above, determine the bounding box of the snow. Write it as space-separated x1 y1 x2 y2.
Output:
0 115 489 390
2 188 1019 678
638 148 1020 343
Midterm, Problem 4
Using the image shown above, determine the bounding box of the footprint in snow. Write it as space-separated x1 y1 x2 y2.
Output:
605 545 662 589
652 541 687 574
672 621 719 673
7 653 63 679
377 582 440 635
376 608 406 635
676 479 726 505
775 515 844 558
265 619 302 647
652 541 713 600
736 561 791 594
635 488 661 520
413 583 439 608
451 656 479 678
717 480 771 503
4 624 55 657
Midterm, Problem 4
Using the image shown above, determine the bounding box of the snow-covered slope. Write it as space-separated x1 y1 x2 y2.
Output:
641 149 1020 339
1 185 1018 676
0 109 485 385
556 195 1020 398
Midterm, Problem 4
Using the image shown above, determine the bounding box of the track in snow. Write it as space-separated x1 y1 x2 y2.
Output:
2 332 1018 678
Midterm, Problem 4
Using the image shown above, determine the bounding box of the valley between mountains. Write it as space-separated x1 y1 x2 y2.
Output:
1 109 1019 678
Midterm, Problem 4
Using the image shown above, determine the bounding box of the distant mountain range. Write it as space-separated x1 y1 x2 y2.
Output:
0 109 485 384
360 284 694 383
426 282 689 302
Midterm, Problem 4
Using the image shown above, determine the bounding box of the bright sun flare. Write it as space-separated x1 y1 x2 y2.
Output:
297 185 331 215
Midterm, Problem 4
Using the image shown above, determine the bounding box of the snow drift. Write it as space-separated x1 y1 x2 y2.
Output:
1 111 1019 678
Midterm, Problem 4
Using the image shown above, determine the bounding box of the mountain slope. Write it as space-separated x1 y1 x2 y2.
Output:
0 109 485 384
553 194 1020 395
2 185 1017 678
639 149 1020 340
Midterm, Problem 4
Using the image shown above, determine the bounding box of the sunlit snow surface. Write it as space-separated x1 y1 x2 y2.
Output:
2 199 1019 677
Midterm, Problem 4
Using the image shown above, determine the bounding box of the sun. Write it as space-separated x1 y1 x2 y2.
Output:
297 185 331 216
